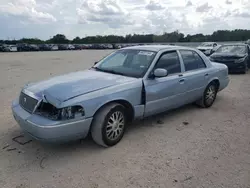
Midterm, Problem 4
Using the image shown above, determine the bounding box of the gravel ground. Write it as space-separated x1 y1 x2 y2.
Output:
0 51 250 188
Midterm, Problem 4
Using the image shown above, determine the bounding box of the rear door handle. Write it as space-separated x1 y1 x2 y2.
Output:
205 73 209 77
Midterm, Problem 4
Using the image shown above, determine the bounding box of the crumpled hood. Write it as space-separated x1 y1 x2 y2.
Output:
25 69 136 104
210 52 247 59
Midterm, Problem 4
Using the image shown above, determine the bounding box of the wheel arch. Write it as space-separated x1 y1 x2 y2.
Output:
207 77 220 91
92 99 135 123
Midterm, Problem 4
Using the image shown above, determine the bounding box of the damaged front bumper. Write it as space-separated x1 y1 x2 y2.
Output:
11 99 92 143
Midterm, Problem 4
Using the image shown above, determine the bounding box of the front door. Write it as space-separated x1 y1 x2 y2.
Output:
143 51 186 117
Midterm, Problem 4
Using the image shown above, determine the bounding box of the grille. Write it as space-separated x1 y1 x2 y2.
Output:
216 60 235 65
19 92 38 113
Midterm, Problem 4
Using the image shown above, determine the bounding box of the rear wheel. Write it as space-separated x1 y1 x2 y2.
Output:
196 82 218 108
91 103 127 147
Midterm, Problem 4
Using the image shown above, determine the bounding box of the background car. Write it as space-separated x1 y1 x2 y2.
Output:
39 44 51 51
74 44 82 50
0 44 4 52
17 43 33 51
67 44 75 50
197 42 220 56
12 45 229 147
8 45 18 52
209 43 250 74
0 44 17 52
245 39 250 45
29 44 39 51
50 44 59 51
58 44 68 50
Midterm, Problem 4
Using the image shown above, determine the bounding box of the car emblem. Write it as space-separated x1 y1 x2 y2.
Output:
24 97 27 103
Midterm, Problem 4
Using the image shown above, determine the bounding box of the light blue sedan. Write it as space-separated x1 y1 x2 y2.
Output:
12 45 229 147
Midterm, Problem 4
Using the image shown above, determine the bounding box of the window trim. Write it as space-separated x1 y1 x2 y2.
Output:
148 50 182 78
179 49 207 73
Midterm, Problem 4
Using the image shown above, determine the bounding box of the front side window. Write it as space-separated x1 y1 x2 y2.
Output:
154 51 181 75
180 50 206 71
94 49 156 78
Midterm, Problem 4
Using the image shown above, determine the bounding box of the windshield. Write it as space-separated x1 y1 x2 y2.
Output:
93 49 156 78
215 45 247 54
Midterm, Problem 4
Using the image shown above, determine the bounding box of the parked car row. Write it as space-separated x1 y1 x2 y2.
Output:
0 43 142 52
0 43 179 52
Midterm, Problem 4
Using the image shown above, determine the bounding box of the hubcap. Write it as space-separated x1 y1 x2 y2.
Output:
206 85 216 105
106 111 124 140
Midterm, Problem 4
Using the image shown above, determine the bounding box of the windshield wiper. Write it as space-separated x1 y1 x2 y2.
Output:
102 69 125 76
92 67 125 76
92 67 102 71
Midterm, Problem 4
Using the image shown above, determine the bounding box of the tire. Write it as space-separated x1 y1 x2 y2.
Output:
91 103 127 147
196 82 218 108
244 63 248 73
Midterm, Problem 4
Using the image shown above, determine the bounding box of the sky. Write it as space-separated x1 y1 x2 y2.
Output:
0 0 250 40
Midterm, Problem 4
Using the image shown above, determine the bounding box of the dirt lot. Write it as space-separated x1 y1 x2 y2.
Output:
0 51 250 188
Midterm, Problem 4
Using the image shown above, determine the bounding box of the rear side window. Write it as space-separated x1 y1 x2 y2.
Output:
180 50 206 71
154 51 181 74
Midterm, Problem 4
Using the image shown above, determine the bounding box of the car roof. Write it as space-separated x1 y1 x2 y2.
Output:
221 43 247 46
122 45 193 52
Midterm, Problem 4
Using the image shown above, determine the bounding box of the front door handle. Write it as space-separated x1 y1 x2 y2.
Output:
179 78 185 83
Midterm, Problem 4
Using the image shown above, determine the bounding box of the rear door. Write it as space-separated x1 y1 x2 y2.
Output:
178 50 208 103
143 50 186 117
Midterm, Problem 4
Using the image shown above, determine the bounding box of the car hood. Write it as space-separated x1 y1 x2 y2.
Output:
24 69 137 105
210 53 247 59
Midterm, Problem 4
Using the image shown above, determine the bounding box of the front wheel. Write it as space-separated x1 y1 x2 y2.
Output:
196 82 218 108
243 63 248 74
91 103 127 147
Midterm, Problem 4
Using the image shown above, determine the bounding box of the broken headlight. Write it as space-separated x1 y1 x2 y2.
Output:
59 106 85 120
36 102 85 121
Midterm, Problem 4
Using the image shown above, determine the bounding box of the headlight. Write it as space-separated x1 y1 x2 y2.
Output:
59 106 85 120
209 57 215 61
234 57 246 63
204 49 211 55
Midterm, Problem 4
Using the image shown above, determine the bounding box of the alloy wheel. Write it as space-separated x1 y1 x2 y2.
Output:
106 111 125 141
205 85 216 105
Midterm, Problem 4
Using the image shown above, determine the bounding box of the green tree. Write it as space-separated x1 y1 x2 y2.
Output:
48 34 69 44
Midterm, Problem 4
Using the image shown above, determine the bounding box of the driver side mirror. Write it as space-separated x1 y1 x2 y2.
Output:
153 68 168 78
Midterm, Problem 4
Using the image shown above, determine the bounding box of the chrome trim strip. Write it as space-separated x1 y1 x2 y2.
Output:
22 89 40 100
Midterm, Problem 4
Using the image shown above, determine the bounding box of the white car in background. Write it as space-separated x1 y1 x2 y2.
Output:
2 44 18 52
67 44 75 50
50 44 59 51
9 45 18 52
197 42 220 56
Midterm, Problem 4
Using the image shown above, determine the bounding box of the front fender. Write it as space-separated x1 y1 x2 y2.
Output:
61 79 143 118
